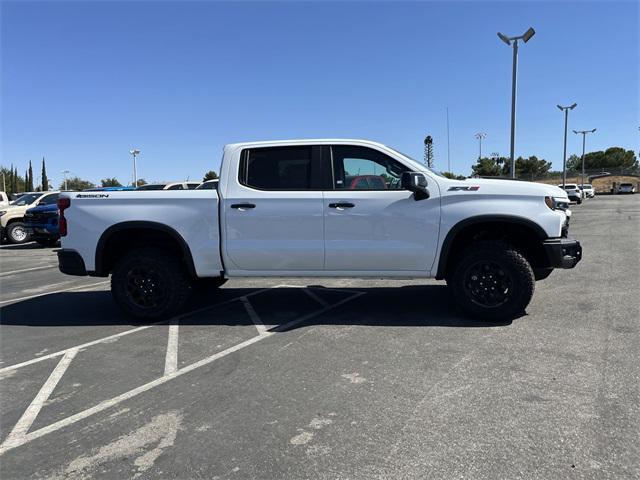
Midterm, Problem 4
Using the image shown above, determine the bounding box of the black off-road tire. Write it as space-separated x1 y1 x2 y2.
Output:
111 248 190 319
447 241 535 321
6 222 30 244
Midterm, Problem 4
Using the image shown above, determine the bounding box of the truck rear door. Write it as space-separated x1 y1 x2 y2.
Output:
222 145 325 272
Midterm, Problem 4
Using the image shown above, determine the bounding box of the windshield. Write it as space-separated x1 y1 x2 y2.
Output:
9 193 43 206
386 147 446 178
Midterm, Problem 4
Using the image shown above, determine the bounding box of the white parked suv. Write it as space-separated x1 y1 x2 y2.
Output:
57 139 582 321
579 184 595 198
558 184 583 204
617 183 636 194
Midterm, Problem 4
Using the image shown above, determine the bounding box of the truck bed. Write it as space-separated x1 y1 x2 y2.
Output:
61 190 222 277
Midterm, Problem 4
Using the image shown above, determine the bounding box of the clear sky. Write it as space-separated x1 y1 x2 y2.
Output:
2 0 638 186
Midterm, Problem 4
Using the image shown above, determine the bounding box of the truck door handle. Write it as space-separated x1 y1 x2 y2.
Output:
328 202 355 209
230 203 256 209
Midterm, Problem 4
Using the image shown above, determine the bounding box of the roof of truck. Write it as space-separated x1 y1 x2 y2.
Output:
225 139 388 149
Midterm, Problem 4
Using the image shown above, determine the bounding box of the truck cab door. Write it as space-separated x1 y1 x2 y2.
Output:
222 145 325 272
323 145 440 273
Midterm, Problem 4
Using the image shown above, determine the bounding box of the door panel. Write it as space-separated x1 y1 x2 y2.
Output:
324 145 440 272
323 191 439 271
223 145 324 271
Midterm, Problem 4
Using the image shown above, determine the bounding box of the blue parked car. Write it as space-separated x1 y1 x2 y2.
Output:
23 201 60 247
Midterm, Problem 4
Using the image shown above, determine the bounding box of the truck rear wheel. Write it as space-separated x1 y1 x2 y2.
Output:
447 241 535 321
111 248 190 319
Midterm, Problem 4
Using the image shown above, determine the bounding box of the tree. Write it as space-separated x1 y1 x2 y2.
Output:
28 161 34 191
514 155 552 180
101 177 122 187
61 176 95 191
471 157 503 177
567 147 638 172
41 157 49 191
135 178 147 187
203 170 218 181
442 171 466 180
1 165 25 195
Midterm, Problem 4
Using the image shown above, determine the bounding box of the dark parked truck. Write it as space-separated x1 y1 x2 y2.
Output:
23 203 60 247
56 139 583 321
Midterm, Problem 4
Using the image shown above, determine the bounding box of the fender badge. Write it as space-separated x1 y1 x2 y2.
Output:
448 186 480 191
76 194 109 198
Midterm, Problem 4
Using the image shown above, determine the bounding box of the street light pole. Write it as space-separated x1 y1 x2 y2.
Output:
474 133 487 161
573 128 597 188
61 170 70 191
497 27 535 179
557 103 577 188
129 149 140 187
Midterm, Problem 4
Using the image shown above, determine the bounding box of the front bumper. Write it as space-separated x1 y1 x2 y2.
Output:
58 249 88 276
542 238 582 269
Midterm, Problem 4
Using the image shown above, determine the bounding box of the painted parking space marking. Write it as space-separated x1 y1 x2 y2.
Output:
163 323 179 376
0 264 58 277
0 280 110 306
2 349 78 451
0 285 365 455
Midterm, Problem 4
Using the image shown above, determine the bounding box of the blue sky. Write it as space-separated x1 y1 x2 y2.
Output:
2 1 638 186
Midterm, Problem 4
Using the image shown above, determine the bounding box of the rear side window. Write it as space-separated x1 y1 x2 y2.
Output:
240 147 313 190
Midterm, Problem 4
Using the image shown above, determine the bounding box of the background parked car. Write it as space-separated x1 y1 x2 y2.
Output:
135 181 200 191
23 201 60 247
83 186 135 192
195 179 219 190
1 191 59 244
617 183 636 194
558 184 583 204
579 184 595 198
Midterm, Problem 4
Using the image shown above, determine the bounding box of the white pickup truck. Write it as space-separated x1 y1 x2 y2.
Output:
57 139 582 320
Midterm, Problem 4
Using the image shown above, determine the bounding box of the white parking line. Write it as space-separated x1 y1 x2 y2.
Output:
241 296 268 336
301 288 329 308
0 290 365 455
0 265 58 277
164 324 179 376
1 349 78 450
0 285 277 374
0 280 110 306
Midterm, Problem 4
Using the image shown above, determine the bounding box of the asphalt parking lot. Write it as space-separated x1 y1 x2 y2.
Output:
0 195 638 480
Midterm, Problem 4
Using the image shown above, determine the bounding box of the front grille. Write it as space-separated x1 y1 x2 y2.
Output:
26 212 58 222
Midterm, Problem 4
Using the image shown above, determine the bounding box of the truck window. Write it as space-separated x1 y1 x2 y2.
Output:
39 193 59 205
167 184 184 190
332 146 407 190
241 147 312 190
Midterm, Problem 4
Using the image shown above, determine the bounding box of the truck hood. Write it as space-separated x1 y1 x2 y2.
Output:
443 177 569 199
26 204 58 214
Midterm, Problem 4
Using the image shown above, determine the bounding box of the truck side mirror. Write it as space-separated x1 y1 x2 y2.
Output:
401 172 430 200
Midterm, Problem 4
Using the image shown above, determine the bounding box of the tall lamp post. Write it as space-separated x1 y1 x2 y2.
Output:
61 170 70 191
497 27 536 179
573 128 596 188
129 149 140 187
474 133 487 161
557 103 577 188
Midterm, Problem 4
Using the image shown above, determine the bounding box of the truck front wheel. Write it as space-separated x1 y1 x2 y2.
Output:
447 241 535 321
111 248 190 319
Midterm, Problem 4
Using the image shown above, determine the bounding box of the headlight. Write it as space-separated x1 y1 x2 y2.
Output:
544 196 570 211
